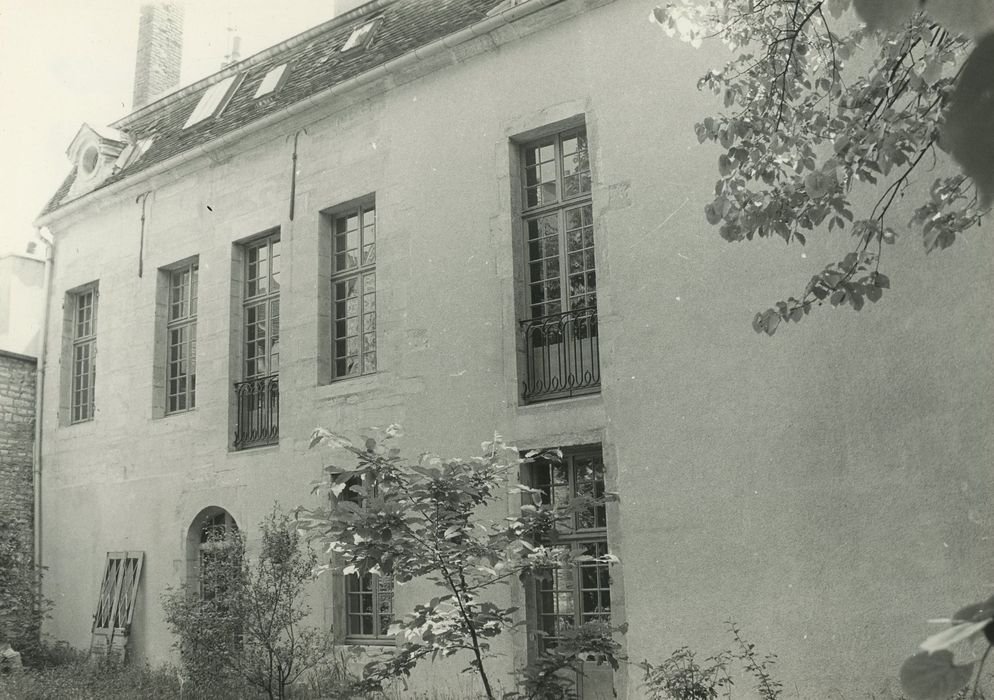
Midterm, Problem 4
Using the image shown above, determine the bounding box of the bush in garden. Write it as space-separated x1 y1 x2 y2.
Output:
0 515 49 662
641 623 780 700
163 507 331 700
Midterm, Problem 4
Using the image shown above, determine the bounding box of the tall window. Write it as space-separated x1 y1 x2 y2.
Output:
331 204 376 380
529 448 611 650
337 474 394 643
244 234 280 381
188 508 239 600
522 125 595 318
70 287 97 423
166 262 198 413
519 125 599 402
234 233 280 449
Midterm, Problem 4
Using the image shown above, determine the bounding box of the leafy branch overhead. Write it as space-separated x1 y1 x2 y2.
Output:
651 0 994 335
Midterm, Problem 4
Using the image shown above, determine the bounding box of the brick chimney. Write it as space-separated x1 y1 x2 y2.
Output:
132 3 184 110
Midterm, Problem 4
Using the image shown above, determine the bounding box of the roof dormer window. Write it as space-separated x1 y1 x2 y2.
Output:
254 64 289 99
183 74 244 129
80 146 100 177
65 123 128 199
340 18 381 53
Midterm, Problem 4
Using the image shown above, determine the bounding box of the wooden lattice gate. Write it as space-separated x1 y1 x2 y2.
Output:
89 551 144 663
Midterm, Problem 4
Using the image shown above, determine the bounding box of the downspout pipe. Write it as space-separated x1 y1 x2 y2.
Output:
33 227 54 608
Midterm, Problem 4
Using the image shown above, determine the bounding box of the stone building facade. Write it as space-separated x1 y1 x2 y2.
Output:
33 0 994 697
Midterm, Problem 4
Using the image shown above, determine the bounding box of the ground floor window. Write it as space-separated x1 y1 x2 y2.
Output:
345 573 394 643
187 507 239 600
527 448 611 651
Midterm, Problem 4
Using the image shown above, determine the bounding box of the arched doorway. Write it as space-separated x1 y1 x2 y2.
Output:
185 506 238 598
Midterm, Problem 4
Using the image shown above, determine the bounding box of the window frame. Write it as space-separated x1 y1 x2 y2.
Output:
344 571 394 644
197 509 239 601
526 447 611 652
183 74 244 129
519 125 595 322
340 17 383 53
69 285 98 423
329 202 377 381
165 261 199 414
333 473 395 645
243 232 281 382
231 231 280 450
253 63 290 99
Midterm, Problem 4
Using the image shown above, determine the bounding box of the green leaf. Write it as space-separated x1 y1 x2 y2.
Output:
718 154 733 176
919 620 990 653
899 651 973 700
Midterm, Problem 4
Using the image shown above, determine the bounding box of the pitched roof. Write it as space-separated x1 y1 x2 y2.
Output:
40 0 510 218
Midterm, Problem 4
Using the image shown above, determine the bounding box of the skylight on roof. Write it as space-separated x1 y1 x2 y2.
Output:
254 64 289 99
340 18 381 52
183 74 243 129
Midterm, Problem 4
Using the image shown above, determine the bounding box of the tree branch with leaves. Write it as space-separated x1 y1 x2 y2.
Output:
652 0 994 334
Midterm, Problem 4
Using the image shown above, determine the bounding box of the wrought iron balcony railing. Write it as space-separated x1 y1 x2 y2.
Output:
233 374 279 449
520 307 600 403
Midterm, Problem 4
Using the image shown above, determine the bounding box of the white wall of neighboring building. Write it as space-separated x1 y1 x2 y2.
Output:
0 252 45 357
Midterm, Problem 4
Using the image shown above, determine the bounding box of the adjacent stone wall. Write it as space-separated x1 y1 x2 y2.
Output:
0 350 36 556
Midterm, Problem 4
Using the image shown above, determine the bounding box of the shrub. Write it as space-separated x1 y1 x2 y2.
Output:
0 515 50 660
163 507 332 700
641 623 780 700
0 655 180 700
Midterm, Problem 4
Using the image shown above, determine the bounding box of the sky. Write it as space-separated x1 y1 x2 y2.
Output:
0 0 351 255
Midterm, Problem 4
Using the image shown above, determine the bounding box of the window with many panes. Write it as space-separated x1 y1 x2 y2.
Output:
196 509 239 601
166 262 198 413
233 233 280 450
70 287 97 423
330 203 376 380
345 572 394 643
529 448 611 650
244 234 280 381
336 473 394 643
521 125 595 320
518 125 600 402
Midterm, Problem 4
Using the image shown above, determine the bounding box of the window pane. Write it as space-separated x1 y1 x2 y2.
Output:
524 140 557 208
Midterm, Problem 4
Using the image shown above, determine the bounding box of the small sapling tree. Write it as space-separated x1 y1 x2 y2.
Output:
297 426 624 700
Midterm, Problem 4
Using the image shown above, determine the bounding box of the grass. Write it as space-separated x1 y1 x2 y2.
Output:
0 659 181 700
0 643 485 700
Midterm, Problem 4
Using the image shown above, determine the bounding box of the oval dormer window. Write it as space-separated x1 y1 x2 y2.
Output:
80 146 99 176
